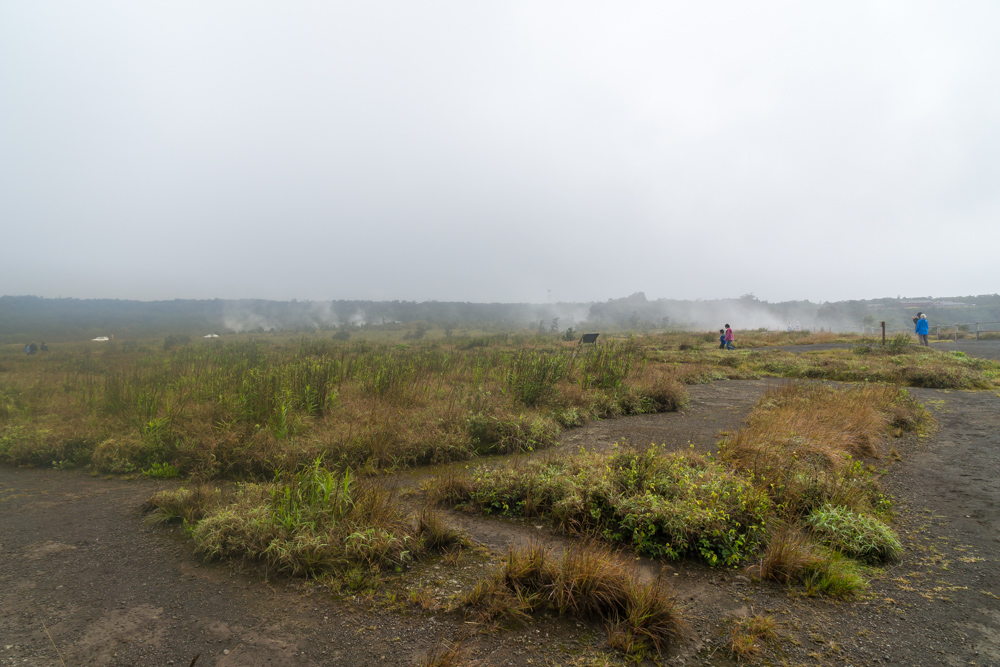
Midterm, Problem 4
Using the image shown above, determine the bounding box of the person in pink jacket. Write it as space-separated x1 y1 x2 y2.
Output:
724 324 735 350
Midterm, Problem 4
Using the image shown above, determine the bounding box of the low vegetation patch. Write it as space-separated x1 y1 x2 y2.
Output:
727 613 778 662
464 543 686 658
746 523 866 597
438 382 926 596
653 341 1000 389
437 445 770 565
144 458 460 579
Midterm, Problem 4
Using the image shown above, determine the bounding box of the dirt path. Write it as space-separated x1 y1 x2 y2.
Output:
2 370 1000 665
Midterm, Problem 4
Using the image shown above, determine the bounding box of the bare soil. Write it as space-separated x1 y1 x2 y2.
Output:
3 355 1000 665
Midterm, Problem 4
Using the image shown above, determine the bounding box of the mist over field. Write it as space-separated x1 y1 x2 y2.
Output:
3 292 999 343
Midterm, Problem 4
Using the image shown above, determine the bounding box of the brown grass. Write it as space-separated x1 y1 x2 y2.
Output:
416 506 468 552
746 524 825 584
464 543 686 657
727 613 778 662
0 335 687 476
416 639 482 667
719 382 927 514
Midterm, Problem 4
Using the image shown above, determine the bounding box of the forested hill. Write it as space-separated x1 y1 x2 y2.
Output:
2 294 998 343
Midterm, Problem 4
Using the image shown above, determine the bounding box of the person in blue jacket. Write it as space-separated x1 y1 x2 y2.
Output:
913 312 929 346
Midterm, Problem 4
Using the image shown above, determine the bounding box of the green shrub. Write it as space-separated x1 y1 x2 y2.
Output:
442 445 770 566
806 503 902 563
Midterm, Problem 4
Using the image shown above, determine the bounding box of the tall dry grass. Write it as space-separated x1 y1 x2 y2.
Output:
0 335 686 476
719 382 926 515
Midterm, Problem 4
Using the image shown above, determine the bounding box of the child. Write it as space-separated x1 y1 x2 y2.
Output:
719 329 726 349
724 324 735 350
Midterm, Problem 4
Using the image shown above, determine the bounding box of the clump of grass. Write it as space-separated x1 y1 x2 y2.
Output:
748 524 826 585
727 614 777 662
747 524 866 597
416 640 479 667
806 504 902 563
802 554 866 597
465 412 560 455
436 445 770 566
144 485 226 525
416 506 468 552
852 334 914 356
501 350 569 406
464 543 686 657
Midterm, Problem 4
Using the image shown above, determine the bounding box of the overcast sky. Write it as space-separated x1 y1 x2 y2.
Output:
2 1 997 304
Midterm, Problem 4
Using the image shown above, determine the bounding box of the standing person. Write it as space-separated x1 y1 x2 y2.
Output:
724 324 735 350
719 329 726 349
914 312 929 346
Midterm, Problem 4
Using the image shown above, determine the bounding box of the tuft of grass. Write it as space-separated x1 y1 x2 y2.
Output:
747 524 866 597
416 507 468 552
727 614 777 662
748 524 826 585
464 543 686 657
144 485 225 525
719 383 926 515
416 640 479 667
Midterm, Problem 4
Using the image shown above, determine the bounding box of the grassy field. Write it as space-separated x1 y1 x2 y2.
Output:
0 332 698 474
2 329 994 474
4 326 998 659
3 327 999 655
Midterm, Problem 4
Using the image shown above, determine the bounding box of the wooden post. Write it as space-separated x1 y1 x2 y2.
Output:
881 321 886 346
977 322 980 340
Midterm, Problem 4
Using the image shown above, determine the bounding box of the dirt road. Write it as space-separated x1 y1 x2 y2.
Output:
2 370 999 664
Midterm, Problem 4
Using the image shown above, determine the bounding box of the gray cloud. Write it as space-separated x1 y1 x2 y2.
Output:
2 1 998 304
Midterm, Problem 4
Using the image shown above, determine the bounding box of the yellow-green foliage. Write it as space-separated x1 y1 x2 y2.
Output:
806 503 902 563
